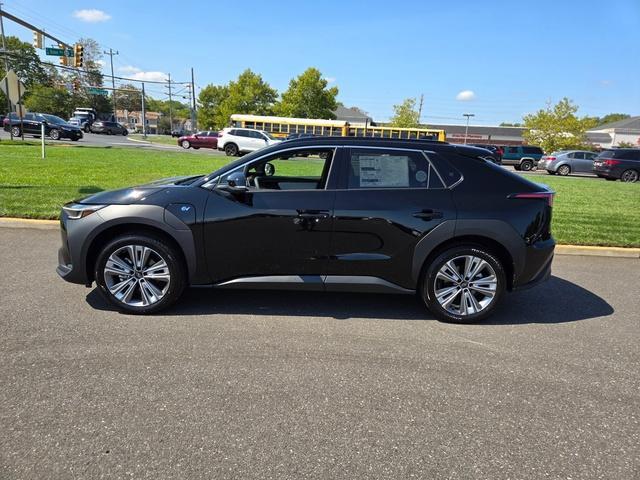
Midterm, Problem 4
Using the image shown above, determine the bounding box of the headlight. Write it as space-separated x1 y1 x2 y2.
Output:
62 203 106 220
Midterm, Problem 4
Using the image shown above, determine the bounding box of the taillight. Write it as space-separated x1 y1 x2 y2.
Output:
509 192 554 207
546 156 556 161
602 159 621 167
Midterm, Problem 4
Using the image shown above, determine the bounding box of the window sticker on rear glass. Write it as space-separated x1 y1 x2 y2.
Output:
358 155 409 187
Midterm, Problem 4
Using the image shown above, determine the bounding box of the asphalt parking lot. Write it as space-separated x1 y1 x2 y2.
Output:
0 227 638 479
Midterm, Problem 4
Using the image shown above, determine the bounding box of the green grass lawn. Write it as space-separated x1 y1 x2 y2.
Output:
0 143 638 246
129 134 180 146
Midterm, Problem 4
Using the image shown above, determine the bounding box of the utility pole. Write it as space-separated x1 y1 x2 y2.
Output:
463 113 475 145
417 94 424 125
103 48 119 120
166 73 173 134
190 67 197 131
141 82 146 138
0 2 13 139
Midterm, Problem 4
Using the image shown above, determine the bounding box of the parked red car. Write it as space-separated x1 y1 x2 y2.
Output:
178 131 219 149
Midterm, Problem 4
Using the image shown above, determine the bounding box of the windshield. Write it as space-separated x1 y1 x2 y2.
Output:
43 114 68 125
262 131 275 140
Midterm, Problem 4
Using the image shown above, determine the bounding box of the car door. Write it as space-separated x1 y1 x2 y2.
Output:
202 146 339 287
203 131 217 149
582 152 597 173
327 147 456 290
24 113 40 134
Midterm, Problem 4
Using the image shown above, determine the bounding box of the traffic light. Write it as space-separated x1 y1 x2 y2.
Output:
74 44 84 68
32 31 43 49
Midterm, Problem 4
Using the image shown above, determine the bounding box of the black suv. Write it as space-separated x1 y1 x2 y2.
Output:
57 138 555 323
593 148 640 182
3 112 83 141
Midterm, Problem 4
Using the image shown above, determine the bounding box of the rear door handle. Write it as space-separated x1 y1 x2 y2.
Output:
413 209 443 220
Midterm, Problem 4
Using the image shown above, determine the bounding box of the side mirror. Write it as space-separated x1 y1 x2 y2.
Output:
264 162 275 176
217 171 248 193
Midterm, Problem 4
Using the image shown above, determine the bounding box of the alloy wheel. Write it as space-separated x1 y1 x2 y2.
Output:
103 245 171 307
434 255 497 316
621 169 638 183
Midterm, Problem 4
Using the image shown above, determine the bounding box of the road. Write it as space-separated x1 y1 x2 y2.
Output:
0 129 226 156
0 227 638 479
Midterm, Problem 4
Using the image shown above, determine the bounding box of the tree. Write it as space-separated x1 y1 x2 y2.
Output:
390 98 420 128
197 84 229 129
197 70 277 129
0 36 48 86
617 141 635 148
24 85 73 118
522 98 598 153
115 84 143 112
597 113 631 126
276 67 338 119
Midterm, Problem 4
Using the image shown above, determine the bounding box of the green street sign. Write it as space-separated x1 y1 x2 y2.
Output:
88 87 109 96
45 47 74 57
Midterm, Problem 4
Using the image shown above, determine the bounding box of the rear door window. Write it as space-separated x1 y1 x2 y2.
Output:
346 149 442 189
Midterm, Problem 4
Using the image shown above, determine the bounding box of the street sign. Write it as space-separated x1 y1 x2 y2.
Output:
87 87 109 96
0 69 26 105
45 47 74 57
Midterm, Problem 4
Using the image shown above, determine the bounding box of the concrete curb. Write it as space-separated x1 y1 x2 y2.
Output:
1 217 638 258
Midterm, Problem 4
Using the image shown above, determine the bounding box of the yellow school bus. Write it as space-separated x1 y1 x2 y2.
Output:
230 114 446 141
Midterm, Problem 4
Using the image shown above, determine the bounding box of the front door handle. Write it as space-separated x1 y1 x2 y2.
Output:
296 209 331 220
413 209 443 220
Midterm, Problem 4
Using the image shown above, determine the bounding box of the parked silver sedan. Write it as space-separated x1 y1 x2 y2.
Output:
538 150 598 176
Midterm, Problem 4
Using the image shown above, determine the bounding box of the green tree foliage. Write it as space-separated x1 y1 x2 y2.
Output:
522 98 598 152
276 68 338 119
197 84 229 129
115 84 143 112
616 141 635 148
597 113 631 126
24 85 73 118
197 70 277 129
0 36 48 86
390 98 420 128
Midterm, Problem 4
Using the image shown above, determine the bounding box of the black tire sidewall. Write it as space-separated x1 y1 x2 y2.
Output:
11 126 20 136
49 129 60 140
421 245 506 324
94 234 186 314
225 143 238 156
521 160 533 171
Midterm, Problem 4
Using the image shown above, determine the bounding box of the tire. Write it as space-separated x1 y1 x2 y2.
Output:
224 143 239 156
513 165 522 171
94 234 186 314
557 164 571 176
107 129 113 135
49 129 60 140
520 160 533 171
620 169 638 183
10 126 20 137
84 125 90 133
181 140 190 149
122 130 128 136
421 245 506 324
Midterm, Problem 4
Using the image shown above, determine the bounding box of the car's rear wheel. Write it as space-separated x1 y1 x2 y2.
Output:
421 245 506 323
557 164 571 176
621 169 638 183
94 234 186 314
513 164 522 171
122 130 128 136
224 143 239 156
49 129 60 140
520 160 533 171
107 129 113 135
181 140 190 149
10 126 20 137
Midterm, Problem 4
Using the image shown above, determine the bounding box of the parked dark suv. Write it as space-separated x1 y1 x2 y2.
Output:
57 137 555 323
3 112 83 141
593 148 640 182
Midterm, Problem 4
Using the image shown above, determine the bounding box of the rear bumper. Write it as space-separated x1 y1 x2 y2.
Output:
512 237 555 290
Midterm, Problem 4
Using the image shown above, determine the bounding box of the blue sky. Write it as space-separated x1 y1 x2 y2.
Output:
3 0 639 125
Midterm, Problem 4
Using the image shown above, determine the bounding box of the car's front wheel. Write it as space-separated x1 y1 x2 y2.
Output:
421 245 506 323
94 234 186 314
181 140 190 149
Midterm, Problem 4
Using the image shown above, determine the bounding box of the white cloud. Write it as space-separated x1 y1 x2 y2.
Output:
324 76 336 84
95 59 106 68
118 65 142 74
456 90 476 101
599 79 612 87
131 71 167 82
73 9 111 23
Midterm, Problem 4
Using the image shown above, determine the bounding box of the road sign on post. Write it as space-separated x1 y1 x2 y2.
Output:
45 47 74 56
87 87 109 96
0 69 26 106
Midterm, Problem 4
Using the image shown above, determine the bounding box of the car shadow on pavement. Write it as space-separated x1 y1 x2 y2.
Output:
86 275 613 324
